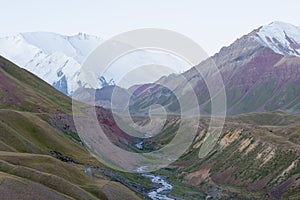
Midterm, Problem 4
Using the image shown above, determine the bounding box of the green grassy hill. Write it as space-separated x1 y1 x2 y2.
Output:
0 56 141 200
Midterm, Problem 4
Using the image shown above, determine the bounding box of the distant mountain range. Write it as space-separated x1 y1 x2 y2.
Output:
0 32 190 95
2 22 299 115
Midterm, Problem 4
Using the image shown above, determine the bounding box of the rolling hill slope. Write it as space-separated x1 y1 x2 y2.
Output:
134 111 300 199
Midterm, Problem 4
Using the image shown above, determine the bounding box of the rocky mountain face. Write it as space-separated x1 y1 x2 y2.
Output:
128 22 300 115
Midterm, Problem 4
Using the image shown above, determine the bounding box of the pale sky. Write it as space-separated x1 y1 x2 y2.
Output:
1 0 299 55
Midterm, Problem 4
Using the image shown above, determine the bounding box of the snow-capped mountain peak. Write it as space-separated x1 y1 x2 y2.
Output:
254 21 300 56
0 32 103 95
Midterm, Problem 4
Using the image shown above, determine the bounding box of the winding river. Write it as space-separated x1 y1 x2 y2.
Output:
142 173 174 200
135 141 175 200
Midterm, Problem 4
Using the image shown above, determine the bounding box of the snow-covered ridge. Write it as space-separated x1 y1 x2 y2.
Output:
0 32 103 95
20 32 102 63
255 21 300 56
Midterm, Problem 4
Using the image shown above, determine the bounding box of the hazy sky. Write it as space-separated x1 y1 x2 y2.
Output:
1 0 299 55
